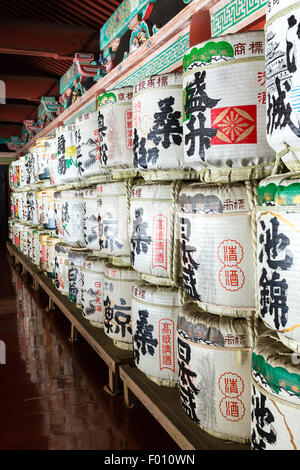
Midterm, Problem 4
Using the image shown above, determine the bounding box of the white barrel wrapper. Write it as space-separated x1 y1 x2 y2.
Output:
83 188 100 251
178 182 256 315
97 181 130 258
265 1 300 171
27 191 39 226
55 124 78 184
54 191 64 238
61 190 86 248
251 330 300 450
82 256 106 326
75 111 103 179
132 282 179 386
46 236 61 279
42 189 56 230
54 242 72 294
183 31 274 180
178 302 254 443
257 173 300 345
130 182 179 283
103 263 138 349
133 73 184 171
67 248 91 307
97 86 133 169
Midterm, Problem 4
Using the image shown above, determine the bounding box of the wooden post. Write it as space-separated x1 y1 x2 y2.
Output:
123 383 139 409
104 368 120 396
69 323 79 343
45 297 55 313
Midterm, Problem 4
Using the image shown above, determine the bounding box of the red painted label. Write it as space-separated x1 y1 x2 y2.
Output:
211 105 257 145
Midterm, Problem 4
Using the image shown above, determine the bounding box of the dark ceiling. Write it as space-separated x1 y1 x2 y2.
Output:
0 0 122 151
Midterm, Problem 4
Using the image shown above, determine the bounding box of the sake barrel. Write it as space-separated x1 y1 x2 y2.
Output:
32 228 46 267
41 188 56 230
265 1 300 172
55 124 78 184
36 190 44 226
257 173 300 347
75 111 103 179
61 190 85 247
24 154 32 186
46 236 61 279
133 73 185 173
182 31 275 182
132 282 180 386
20 223 29 256
178 301 255 443
67 248 91 307
39 233 54 272
13 221 21 248
83 187 100 251
82 256 106 327
26 226 35 261
97 181 131 259
54 242 72 294
97 86 133 169
54 191 64 238
19 157 26 189
20 192 28 222
8 163 15 190
36 137 51 180
130 182 181 285
103 263 138 350
8 218 14 242
178 181 256 316
27 191 39 226
30 145 40 184
251 329 300 450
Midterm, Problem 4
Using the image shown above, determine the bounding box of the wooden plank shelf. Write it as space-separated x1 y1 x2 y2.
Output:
7 241 133 395
119 364 250 451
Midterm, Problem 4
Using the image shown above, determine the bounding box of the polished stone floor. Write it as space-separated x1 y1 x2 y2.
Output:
0 247 179 450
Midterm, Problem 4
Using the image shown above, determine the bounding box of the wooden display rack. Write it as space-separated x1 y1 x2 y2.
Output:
119 364 250 451
6 241 133 395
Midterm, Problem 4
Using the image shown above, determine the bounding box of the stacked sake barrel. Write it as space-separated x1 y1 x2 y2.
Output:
174 30 276 444
128 73 188 383
249 2 300 450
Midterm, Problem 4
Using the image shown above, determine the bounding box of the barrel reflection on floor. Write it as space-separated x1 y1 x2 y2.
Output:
0 254 179 450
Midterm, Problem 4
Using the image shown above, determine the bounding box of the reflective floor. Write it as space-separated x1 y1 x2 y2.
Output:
0 248 179 450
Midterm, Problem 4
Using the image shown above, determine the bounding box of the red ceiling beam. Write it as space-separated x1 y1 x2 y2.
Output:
0 75 59 101
0 18 98 60
0 104 37 122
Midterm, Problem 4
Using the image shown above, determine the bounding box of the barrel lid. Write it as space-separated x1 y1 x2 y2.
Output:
83 256 105 273
179 182 250 214
104 262 139 281
96 180 127 197
97 86 133 107
68 248 91 265
131 182 173 201
178 301 253 347
183 30 264 72
133 72 182 96
252 330 300 403
258 174 300 206
132 281 180 307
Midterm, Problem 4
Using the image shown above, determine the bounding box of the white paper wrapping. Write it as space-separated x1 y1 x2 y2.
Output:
61 190 86 248
26 191 39 226
251 330 300 450
178 302 253 443
46 236 60 278
67 248 91 306
132 282 179 386
54 243 71 294
75 111 103 179
82 256 106 325
97 87 133 169
20 223 29 256
130 182 179 283
83 188 100 251
257 173 300 344
55 124 78 184
183 31 274 179
42 189 56 230
97 181 130 258
178 182 256 315
265 1 300 171
133 73 184 171
103 263 138 349
36 137 51 180
54 191 64 238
